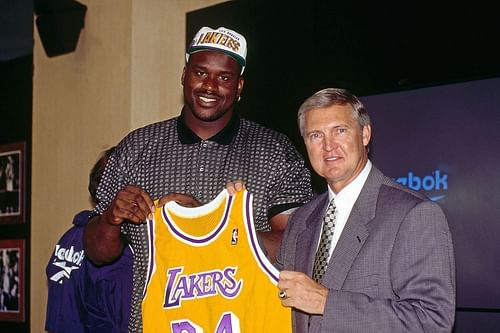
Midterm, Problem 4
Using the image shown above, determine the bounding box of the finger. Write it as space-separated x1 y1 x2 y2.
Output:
114 196 149 223
279 288 294 308
111 187 153 221
226 179 246 195
176 196 201 207
281 297 293 307
102 199 143 226
234 180 245 192
226 181 236 195
157 193 177 207
278 270 295 282
158 193 201 208
120 185 155 217
277 280 292 293
102 206 124 226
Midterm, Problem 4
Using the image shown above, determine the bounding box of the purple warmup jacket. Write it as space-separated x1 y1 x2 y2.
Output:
45 210 133 333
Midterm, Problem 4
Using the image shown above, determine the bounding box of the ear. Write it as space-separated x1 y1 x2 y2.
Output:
362 124 371 147
181 66 186 86
237 76 245 97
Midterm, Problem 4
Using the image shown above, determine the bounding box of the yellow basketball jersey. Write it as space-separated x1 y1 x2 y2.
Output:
141 189 292 333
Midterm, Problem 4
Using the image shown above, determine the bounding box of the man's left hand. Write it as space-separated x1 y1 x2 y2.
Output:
278 270 328 314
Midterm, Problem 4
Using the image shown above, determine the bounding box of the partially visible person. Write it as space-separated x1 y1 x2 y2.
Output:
3 155 16 213
45 147 133 333
276 88 456 332
45 147 200 333
84 26 313 331
0 248 19 311
0 160 4 213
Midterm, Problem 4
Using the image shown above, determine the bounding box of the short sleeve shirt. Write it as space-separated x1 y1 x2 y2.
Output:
93 112 313 332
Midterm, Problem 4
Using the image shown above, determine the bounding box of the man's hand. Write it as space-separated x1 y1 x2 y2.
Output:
157 193 201 208
85 184 154 264
278 270 328 314
226 180 245 195
102 185 155 226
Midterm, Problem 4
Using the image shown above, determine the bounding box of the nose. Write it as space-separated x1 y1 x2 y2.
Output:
323 135 338 151
201 74 218 92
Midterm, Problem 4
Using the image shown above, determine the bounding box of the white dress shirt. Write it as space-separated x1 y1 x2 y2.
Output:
322 160 372 261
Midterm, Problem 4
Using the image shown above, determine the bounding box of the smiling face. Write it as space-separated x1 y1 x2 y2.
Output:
303 104 371 193
181 50 244 130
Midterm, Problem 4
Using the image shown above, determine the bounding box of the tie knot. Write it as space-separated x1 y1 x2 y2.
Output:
323 199 336 225
326 198 336 212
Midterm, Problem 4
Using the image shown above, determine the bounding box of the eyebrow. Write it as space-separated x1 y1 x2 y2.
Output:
190 65 236 76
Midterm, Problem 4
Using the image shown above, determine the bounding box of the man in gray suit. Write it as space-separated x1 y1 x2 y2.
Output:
276 88 456 332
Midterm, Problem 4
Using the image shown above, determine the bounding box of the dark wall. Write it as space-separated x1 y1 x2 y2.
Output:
0 55 32 333
0 0 33 331
360 78 500 332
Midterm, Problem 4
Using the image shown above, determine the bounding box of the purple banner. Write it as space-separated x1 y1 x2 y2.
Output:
361 77 500 309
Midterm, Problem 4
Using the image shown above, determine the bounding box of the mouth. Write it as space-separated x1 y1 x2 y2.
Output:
196 90 221 105
199 95 217 103
324 156 341 162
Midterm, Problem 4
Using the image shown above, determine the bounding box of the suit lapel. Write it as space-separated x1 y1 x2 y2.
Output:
292 194 329 333
294 193 329 275
321 166 384 289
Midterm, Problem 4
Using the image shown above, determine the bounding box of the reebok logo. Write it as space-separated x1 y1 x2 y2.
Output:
395 169 449 201
49 244 85 284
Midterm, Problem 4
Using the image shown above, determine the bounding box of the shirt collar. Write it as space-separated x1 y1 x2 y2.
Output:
328 160 372 205
177 111 240 145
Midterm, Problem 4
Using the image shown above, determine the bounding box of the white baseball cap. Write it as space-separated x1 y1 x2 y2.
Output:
186 26 247 74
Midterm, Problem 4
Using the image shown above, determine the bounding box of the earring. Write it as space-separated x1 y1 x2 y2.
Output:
237 95 241 102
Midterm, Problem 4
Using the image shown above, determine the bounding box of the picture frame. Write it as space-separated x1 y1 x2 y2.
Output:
0 239 25 322
0 142 25 224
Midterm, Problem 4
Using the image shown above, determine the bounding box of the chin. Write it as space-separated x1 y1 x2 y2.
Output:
193 111 220 122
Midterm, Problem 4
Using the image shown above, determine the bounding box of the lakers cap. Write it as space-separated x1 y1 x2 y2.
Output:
186 26 247 74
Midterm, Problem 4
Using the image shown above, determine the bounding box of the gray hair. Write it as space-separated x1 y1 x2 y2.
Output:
297 88 371 137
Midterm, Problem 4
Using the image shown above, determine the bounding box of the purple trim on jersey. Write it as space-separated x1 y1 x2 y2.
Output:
162 196 233 244
244 192 279 282
144 218 156 297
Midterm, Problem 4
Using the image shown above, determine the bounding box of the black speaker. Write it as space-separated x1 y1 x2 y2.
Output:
35 0 87 57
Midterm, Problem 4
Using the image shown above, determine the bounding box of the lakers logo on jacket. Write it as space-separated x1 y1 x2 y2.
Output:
142 189 291 333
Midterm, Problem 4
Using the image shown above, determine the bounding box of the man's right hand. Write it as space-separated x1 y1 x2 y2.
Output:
85 185 154 264
157 193 201 208
226 180 245 195
102 185 156 226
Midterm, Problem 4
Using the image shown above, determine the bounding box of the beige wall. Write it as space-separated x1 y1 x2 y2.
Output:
31 0 227 331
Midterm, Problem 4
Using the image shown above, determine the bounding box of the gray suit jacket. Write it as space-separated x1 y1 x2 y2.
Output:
276 166 455 333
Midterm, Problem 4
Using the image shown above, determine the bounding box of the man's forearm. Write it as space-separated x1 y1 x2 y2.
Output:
260 212 290 264
83 215 125 265
258 230 283 264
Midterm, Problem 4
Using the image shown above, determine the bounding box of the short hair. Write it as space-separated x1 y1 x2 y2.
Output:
88 146 116 204
297 88 371 137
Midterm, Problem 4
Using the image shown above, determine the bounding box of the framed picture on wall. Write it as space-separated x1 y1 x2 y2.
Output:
0 142 25 224
0 239 25 322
